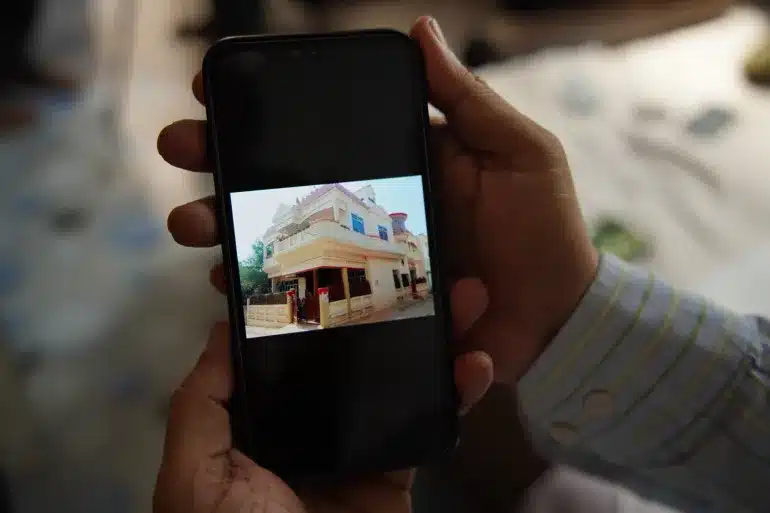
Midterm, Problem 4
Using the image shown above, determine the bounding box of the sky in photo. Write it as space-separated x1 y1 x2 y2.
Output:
231 175 429 262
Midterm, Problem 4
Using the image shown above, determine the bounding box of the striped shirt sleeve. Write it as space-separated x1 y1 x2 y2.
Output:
518 466 682 513
517 253 770 512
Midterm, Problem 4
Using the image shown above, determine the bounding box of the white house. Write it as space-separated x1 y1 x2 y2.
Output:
259 183 431 323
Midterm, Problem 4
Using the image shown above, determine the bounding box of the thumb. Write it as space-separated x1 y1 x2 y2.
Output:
161 322 233 474
410 16 553 156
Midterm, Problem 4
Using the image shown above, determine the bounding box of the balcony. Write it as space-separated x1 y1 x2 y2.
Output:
265 219 402 267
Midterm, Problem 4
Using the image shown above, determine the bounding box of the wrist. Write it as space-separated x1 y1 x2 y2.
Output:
524 246 601 375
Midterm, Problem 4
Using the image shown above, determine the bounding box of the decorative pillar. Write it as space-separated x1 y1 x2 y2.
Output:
342 267 351 317
286 289 296 324
318 287 330 328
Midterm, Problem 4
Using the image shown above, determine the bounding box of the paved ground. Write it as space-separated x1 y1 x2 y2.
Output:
245 322 321 339
342 297 436 327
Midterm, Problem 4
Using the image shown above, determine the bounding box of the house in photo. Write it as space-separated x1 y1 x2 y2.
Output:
417 234 432 291
257 183 431 328
389 212 430 298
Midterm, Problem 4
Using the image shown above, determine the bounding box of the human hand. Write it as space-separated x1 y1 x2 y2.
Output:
157 17 597 385
153 323 493 513
410 17 599 383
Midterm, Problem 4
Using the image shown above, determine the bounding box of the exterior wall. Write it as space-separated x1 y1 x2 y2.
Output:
264 219 402 278
418 234 432 288
345 200 392 241
327 295 374 327
245 303 291 328
402 233 428 279
367 257 401 310
349 295 374 321
262 185 422 299
265 187 391 244
263 185 398 269
328 299 349 326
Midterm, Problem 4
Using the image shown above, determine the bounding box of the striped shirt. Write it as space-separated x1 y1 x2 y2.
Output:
518 253 770 513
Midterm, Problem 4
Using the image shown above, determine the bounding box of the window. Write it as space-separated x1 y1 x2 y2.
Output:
347 269 370 298
277 279 298 293
265 243 274 259
401 273 410 288
347 268 367 284
351 213 365 234
392 270 401 289
377 225 388 241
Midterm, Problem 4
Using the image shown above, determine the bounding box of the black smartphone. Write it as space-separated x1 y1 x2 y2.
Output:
203 30 457 481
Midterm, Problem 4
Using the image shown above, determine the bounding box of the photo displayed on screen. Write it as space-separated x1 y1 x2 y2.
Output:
232 176 436 339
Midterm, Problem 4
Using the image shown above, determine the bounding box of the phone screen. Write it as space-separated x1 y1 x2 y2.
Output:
205 32 455 478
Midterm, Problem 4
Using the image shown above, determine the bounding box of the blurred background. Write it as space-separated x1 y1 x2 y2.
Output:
2 0 770 512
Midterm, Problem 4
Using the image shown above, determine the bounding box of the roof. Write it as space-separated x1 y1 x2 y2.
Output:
297 183 369 211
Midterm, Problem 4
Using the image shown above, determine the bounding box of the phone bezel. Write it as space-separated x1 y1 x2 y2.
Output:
202 29 458 478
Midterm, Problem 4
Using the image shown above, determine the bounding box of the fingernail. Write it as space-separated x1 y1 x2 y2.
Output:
428 17 448 46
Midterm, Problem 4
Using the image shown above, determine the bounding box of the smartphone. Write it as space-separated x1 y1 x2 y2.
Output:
202 30 457 481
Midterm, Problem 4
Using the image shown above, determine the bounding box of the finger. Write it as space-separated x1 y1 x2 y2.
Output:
181 323 232 402
192 72 205 105
461 308 539 384
432 128 481 279
410 17 553 157
450 278 489 338
163 323 233 471
167 197 219 247
157 119 209 172
210 263 227 294
455 350 494 415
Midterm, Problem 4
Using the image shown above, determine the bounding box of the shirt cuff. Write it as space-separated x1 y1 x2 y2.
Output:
518 252 640 417
517 251 765 461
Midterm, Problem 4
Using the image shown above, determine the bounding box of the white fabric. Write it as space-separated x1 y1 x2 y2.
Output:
520 467 682 513
478 6 770 297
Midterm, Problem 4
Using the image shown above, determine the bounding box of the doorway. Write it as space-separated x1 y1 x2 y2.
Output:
298 270 319 323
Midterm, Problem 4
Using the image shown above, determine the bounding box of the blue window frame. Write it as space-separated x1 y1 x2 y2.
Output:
351 213 365 234
377 225 388 241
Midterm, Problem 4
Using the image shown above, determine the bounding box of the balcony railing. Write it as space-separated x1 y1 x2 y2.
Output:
265 220 401 265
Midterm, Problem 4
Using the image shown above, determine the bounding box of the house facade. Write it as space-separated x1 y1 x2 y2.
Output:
418 234 432 290
260 183 430 325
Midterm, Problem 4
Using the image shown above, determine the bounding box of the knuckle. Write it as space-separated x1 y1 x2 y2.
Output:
540 129 565 156
529 127 567 170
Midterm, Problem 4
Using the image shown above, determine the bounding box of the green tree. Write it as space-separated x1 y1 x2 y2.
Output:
239 240 269 297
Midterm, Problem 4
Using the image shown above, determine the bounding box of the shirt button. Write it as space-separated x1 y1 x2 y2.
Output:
549 422 579 446
582 389 614 419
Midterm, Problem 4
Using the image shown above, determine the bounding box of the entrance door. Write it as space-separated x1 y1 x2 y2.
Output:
410 269 417 295
299 270 320 323
305 294 320 323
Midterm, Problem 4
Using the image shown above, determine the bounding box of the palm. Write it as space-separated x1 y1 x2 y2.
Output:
158 433 412 513
299 471 413 513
